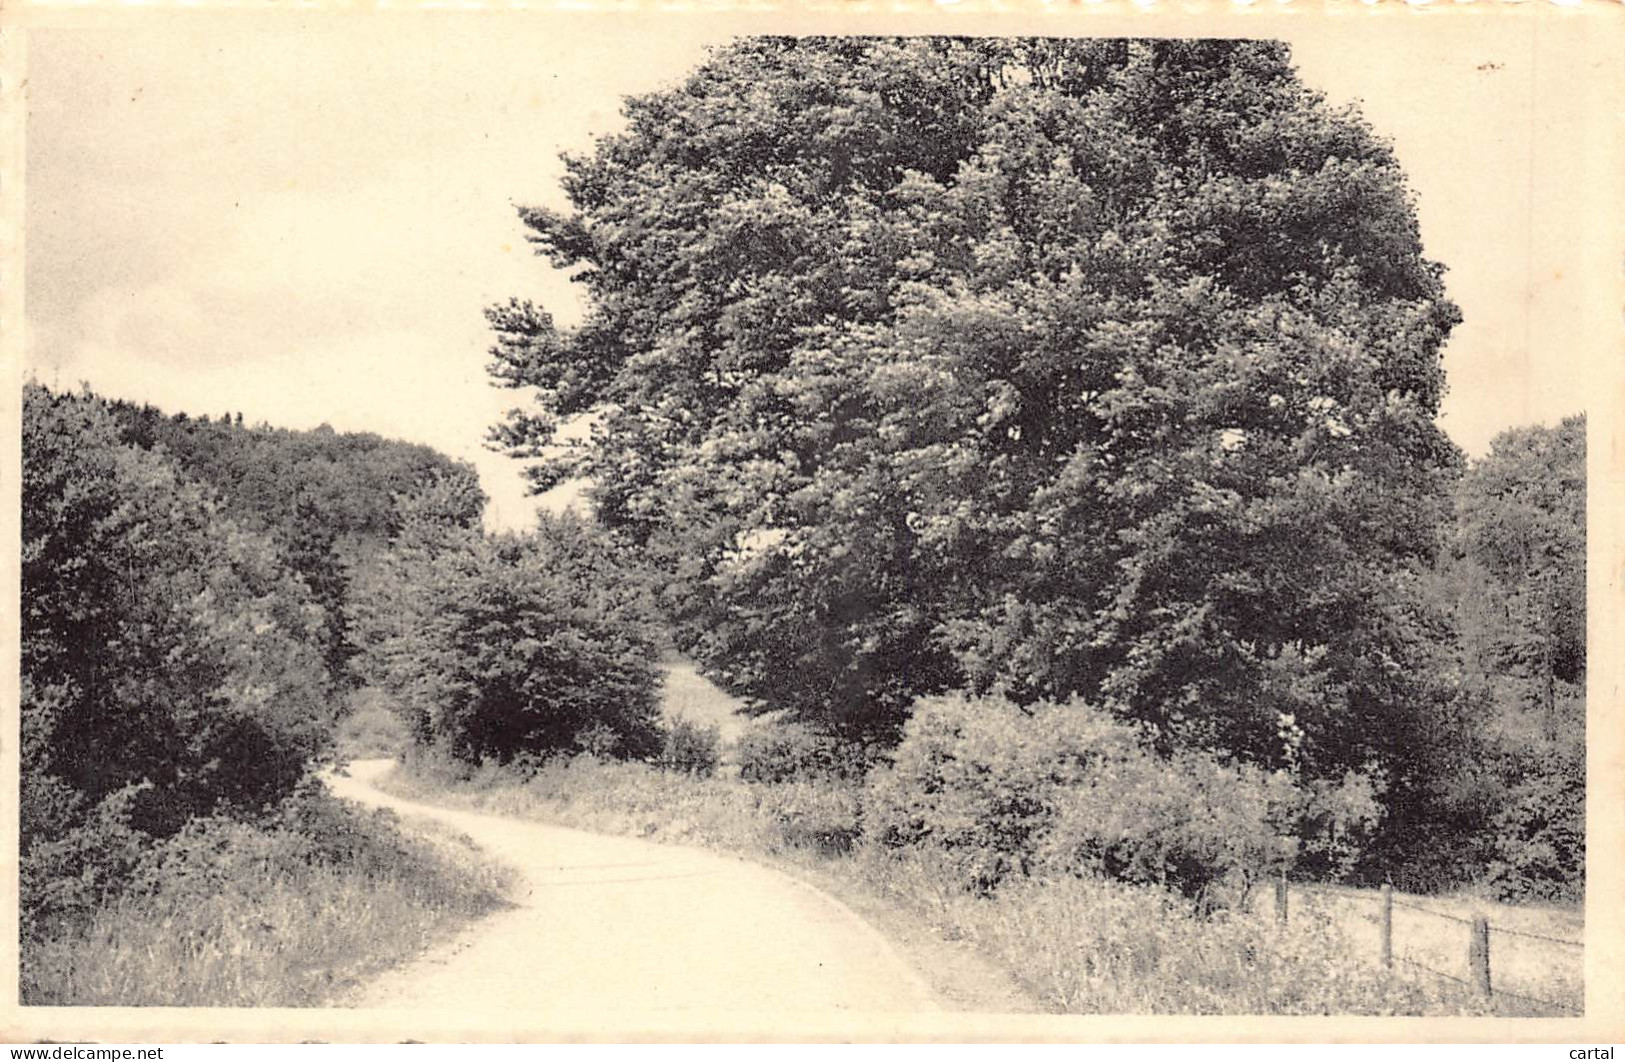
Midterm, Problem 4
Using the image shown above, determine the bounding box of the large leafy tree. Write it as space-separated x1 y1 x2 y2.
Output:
488 37 1462 777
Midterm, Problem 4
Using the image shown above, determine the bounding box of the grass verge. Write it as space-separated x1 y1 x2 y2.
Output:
22 785 513 1007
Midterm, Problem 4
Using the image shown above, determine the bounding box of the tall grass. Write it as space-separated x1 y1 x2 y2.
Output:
23 789 512 1007
848 856 1487 1015
380 753 1493 1016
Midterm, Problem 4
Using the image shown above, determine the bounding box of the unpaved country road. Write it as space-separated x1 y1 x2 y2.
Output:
326 760 941 1017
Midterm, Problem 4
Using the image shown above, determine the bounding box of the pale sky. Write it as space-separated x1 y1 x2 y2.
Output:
22 11 1619 532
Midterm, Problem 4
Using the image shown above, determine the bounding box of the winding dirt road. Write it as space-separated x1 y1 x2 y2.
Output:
327 760 941 1017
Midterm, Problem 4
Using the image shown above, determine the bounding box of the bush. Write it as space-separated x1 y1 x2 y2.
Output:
736 716 878 783
864 693 1140 892
1284 770 1385 882
865 692 1293 901
21 784 153 940
1039 751 1295 907
573 721 623 760
659 716 721 776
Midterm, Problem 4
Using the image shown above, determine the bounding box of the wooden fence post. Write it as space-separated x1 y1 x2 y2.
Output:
1275 871 1288 925
1380 884 1393 967
1469 916 1492 1000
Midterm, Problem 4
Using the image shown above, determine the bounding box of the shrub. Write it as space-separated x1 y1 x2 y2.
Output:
1282 770 1385 882
736 716 881 783
574 721 622 760
863 693 1141 893
21 784 153 940
659 716 721 776
1039 751 1294 907
865 692 1294 901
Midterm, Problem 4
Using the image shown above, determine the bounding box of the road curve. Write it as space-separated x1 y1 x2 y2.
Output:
327 760 941 1017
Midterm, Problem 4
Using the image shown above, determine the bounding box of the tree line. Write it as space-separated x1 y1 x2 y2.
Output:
21 378 680 932
20 386 487 928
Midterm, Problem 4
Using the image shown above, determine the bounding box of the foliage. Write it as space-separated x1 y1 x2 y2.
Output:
1392 416 1587 898
1280 771 1385 882
735 715 883 783
350 504 664 764
1454 415 1585 701
20 782 153 940
864 692 1298 901
1463 419 1586 894
574 721 623 760
22 785 511 1006
107 398 486 548
106 397 486 689
22 384 334 877
488 36 1462 788
864 693 1135 892
658 716 722 776
1038 751 1296 906
1484 745 1585 903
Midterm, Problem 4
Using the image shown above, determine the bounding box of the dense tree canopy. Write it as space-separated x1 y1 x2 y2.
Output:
107 400 486 684
488 37 1463 783
23 385 333 852
1454 415 1585 715
109 401 485 546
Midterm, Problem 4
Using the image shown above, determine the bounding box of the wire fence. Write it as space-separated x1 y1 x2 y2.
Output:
1278 877 1585 1017
1388 895 1585 948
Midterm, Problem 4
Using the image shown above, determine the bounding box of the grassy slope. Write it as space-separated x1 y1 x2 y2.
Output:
659 653 753 747
22 792 514 1007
